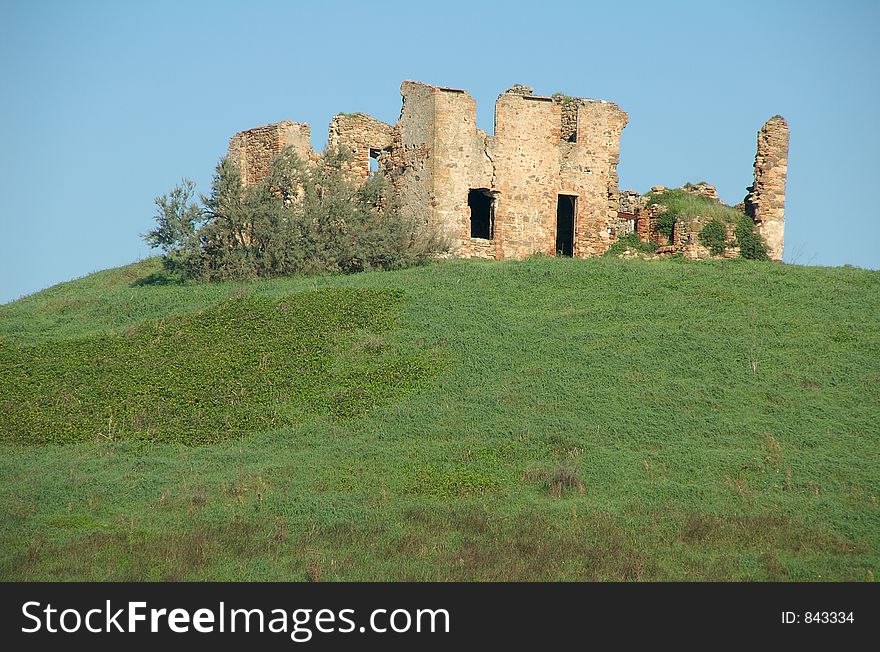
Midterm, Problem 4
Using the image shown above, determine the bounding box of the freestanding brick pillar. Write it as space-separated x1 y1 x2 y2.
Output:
745 116 789 261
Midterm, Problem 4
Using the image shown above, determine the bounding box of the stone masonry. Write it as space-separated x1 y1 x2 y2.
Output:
226 81 786 262
744 116 789 261
327 113 395 183
616 119 789 260
227 121 312 186
228 80 627 260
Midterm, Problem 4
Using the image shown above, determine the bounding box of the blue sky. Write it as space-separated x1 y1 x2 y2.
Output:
1 0 878 303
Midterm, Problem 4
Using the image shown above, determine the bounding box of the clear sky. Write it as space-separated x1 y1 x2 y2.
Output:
1 0 878 303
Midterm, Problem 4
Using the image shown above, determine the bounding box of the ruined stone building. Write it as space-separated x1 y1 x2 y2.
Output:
227 80 788 261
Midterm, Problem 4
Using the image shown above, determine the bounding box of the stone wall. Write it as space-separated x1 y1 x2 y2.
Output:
562 99 628 256
744 115 789 261
557 97 579 143
618 189 644 215
389 81 436 243
227 121 312 186
327 113 395 182
390 81 627 260
430 86 494 257
218 82 791 264
492 92 562 258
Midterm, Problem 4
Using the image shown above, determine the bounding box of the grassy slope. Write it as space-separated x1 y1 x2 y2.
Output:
1 256 878 580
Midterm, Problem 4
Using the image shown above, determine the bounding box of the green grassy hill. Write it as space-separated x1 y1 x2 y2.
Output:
1 256 878 580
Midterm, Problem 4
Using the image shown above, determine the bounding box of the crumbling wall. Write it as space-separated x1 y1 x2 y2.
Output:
226 80 630 262
431 87 494 257
327 113 395 182
618 190 643 215
674 216 725 259
393 81 496 258
492 92 562 258
393 82 627 260
227 121 312 186
556 97 579 143
682 181 720 203
744 116 789 261
392 81 436 240
561 99 628 256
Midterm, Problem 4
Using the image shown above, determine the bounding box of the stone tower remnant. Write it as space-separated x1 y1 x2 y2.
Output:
744 115 790 261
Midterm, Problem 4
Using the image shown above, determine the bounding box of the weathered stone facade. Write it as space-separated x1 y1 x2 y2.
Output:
327 113 395 183
228 80 627 260
744 116 789 261
226 81 787 262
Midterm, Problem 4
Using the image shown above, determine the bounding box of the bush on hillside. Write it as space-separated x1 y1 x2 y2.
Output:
143 179 206 278
145 147 446 280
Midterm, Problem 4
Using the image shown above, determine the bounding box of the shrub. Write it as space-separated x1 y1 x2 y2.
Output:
698 218 729 256
522 460 585 498
657 211 676 243
735 216 769 260
145 147 446 281
142 179 206 279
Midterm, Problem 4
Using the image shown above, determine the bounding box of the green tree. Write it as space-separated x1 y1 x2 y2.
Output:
143 179 205 277
144 146 445 281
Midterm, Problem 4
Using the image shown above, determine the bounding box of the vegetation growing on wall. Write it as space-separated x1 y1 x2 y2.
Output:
735 215 769 260
644 187 770 257
643 188 745 226
645 188 749 245
605 233 658 257
551 92 576 105
145 147 445 281
698 218 729 256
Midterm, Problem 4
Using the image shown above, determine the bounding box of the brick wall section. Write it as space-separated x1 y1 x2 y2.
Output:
390 81 436 242
327 113 395 182
744 116 789 261
227 121 312 186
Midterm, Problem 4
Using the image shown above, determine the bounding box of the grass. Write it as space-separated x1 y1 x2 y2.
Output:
644 188 746 225
605 232 658 257
1 255 878 580
0 288 434 444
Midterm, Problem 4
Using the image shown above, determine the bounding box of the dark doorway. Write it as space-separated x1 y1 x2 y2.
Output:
556 194 576 256
468 189 494 239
